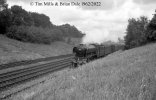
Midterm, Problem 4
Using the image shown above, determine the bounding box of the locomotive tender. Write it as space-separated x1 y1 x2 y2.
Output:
72 43 124 67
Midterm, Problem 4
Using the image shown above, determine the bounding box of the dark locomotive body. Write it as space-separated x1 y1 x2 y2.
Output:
72 43 124 67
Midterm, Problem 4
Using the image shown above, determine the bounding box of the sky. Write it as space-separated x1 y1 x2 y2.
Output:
7 0 156 44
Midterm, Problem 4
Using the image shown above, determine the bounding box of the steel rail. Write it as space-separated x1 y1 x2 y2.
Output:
0 60 71 84
0 57 72 80
0 54 74 100
0 63 71 100
0 62 71 90
0 54 74 70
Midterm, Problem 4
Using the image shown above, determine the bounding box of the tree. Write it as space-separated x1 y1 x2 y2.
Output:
124 16 149 49
0 0 12 34
59 24 83 37
11 5 33 26
146 10 156 42
31 12 52 28
0 3 84 43
0 0 8 11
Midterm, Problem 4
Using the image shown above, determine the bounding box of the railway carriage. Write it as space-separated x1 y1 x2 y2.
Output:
72 43 124 67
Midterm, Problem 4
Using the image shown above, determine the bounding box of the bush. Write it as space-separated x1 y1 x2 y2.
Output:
6 25 63 44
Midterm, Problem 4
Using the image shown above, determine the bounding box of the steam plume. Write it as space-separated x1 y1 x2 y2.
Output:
82 29 110 44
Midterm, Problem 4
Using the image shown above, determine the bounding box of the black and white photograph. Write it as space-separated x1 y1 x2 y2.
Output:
0 0 156 100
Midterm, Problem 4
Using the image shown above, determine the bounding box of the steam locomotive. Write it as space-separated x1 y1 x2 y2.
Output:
72 43 124 67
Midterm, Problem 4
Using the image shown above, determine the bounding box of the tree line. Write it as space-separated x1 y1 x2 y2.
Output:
0 0 83 44
124 10 156 49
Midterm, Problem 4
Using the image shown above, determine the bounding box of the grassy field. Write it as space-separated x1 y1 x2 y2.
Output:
9 42 156 100
0 35 73 64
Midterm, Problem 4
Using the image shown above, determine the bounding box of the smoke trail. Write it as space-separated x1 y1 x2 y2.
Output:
82 29 109 44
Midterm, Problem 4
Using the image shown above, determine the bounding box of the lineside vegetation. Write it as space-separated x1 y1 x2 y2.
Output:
0 0 83 44
124 11 156 49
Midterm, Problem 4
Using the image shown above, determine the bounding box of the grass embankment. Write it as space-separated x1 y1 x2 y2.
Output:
11 43 156 100
0 35 73 64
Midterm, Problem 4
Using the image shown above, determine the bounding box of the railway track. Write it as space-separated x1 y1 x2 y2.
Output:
0 54 74 70
0 54 74 99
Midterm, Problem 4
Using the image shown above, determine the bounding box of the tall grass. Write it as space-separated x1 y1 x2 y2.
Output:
11 43 156 100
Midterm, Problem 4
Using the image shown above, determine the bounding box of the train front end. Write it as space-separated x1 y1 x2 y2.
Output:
72 44 97 67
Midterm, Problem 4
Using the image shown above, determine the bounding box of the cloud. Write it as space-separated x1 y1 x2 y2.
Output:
133 0 156 4
8 0 42 4
58 0 126 10
59 9 86 22
7 0 44 12
7 0 156 44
